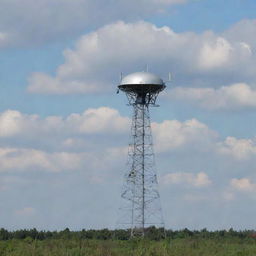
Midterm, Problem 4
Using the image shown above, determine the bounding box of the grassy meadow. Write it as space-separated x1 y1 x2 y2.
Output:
0 228 256 255
1 237 256 256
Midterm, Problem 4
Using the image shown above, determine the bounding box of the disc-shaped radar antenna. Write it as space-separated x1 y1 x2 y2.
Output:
118 72 166 105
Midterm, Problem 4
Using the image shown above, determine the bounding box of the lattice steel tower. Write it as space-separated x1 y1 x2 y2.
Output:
117 72 166 238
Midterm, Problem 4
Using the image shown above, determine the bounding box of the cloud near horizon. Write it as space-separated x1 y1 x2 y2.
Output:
0 107 129 138
161 172 212 187
0 107 255 175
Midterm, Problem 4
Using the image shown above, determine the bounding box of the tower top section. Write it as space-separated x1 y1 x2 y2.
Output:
118 72 166 105
120 72 164 86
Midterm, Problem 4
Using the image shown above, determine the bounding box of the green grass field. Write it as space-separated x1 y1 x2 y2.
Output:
0 237 256 256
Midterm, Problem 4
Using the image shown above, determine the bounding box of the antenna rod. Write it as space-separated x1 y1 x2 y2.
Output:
168 72 171 82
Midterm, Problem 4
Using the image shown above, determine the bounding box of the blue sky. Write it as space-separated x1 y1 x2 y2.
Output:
1 0 256 231
151 0 256 32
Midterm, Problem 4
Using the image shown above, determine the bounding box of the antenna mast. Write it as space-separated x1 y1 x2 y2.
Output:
117 72 166 238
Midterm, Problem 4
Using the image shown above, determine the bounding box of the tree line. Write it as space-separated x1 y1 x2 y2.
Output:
0 227 254 241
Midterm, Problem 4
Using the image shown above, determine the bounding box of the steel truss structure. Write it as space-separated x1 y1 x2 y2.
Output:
117 91 165 238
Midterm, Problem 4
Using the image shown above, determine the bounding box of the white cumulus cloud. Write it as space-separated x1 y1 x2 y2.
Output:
198 37 232 70
166 83 256 110
0 110 25 137
0 145 127 174
0 148 83 172
224 19 256 48
0 0 187 47
217 137 256 160
0 107 129 138
27 21 254 94
67 107 129 134
230 178 256 192
1 107 256 175
162 172 212 187
152 118 217 152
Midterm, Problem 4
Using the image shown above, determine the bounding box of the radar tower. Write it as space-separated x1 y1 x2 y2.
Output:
117 71 166 238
